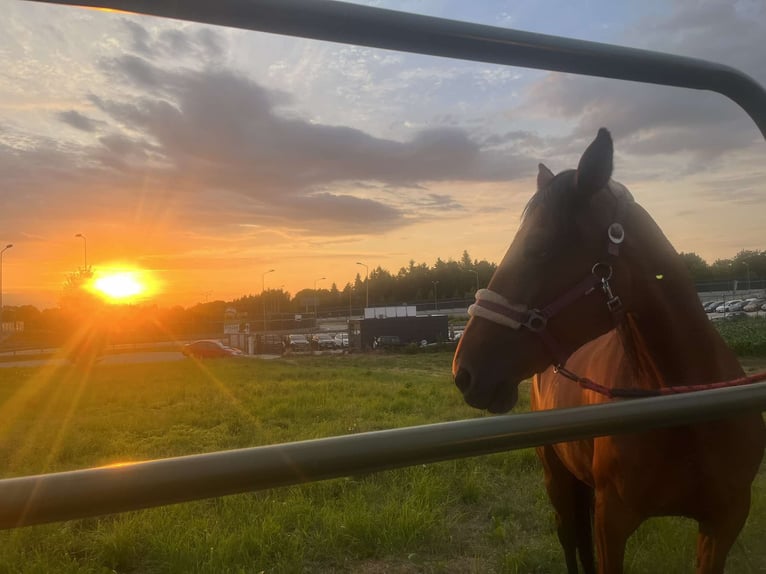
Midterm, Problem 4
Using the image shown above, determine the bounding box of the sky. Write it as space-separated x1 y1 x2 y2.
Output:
1 0 765 309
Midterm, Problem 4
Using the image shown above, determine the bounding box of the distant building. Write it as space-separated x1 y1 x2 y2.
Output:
349 310 448 350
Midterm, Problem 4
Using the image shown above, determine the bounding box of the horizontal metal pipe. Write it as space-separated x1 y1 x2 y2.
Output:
2 381 765 529
31 0 766 139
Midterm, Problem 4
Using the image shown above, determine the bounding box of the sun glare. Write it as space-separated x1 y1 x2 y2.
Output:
88 268 158 303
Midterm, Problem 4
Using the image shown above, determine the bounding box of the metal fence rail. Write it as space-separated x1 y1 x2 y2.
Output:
2 382 766 529
9 0 766 530
34 0 766 138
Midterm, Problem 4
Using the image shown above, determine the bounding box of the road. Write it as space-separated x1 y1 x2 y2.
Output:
0 351 185 369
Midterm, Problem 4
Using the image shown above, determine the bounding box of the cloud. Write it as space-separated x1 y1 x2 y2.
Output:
57 110 100 132
512 1 766 172
0 19 538 240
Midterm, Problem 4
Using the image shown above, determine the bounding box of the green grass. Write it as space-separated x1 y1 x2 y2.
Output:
0 352 764 573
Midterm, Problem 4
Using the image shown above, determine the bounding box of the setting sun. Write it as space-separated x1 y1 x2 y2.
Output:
88 268 159 303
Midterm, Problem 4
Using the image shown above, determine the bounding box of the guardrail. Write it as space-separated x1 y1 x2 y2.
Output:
9 0 766 529
2 382 766 529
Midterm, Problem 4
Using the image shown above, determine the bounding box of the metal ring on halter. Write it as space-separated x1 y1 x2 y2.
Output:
523 309 547 332
591 262 613 280
608 223 625 244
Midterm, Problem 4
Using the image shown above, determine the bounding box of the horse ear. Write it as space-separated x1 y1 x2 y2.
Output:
537 163 554 189
576 128 613 196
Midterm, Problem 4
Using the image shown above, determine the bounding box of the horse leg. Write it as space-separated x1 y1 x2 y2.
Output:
695 493 751 574
593 485 641 574
537 445 595 574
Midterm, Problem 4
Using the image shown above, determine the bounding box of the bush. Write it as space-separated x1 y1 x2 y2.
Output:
714 316 766 356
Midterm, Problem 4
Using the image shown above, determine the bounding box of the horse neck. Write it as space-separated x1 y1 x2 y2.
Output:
619 215 743 386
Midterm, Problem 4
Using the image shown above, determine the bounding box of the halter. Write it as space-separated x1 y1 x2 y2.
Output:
468 181 630 370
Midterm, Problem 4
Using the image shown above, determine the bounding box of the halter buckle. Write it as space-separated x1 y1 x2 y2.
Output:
600 277 623 313
524 309 547 332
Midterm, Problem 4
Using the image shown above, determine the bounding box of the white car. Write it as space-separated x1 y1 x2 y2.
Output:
334 333 349 348
715 300 743 313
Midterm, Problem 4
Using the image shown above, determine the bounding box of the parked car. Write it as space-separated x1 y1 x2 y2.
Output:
703 300 724 312
727 300 750 312
334 332 349 348
375 335 404 349
312 333 336 351
715 300 743 313
742 298 766 312
182 340 242 359
286 334 311 353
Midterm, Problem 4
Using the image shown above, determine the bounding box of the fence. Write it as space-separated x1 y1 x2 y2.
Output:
5 0 766 529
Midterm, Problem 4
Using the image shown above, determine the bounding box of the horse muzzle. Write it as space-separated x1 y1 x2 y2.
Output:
454 363 520 413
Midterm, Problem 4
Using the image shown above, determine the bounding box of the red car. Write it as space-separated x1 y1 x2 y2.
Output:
182 340 243 359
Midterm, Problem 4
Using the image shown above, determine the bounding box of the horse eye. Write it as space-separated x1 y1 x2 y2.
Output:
524 243 550 260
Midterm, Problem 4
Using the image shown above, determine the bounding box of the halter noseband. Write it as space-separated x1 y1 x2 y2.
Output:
468 182 631 368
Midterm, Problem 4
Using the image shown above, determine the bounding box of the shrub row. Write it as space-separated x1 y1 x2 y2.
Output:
714 316 766 357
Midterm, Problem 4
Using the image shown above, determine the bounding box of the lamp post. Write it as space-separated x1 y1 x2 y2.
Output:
356 262 369 309
0 244 12 330
432 280 439 312
466 269 479 293
314 277 326 324
74 233 87 270
743 261 751 292
262 269 275 331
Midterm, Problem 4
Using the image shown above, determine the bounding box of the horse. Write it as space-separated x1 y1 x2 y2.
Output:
452 128 765 573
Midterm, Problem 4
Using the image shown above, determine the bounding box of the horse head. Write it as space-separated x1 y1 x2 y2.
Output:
453 128 648 413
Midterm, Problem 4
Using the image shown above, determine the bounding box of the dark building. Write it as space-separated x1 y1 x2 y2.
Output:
350 314 449 350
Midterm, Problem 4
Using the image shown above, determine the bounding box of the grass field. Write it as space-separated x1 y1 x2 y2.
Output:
1 352 765 573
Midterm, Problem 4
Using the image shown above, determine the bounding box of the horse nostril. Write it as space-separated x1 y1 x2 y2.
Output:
454 367 473 394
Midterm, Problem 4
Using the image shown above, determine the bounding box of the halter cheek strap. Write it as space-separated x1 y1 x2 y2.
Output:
467 290 528 329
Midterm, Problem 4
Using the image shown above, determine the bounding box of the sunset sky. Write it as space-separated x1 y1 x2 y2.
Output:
1 0 765 309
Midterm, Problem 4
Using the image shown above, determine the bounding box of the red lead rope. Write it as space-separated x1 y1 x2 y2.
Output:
553 366 766 399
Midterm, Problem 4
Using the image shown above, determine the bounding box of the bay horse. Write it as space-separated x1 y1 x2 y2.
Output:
452 128 765 573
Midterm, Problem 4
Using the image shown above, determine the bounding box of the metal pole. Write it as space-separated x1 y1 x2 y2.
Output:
356 262 368 309
314 276 325 325
31 0 766 139
0 244 13 330
262 269 274 331
467 269 479 293
1 381 765 529
74 233 87 270
432 280 439 312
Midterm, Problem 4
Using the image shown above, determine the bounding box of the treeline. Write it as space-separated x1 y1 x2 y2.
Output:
2 249 763 348
0 251 496 346
679 249 765 288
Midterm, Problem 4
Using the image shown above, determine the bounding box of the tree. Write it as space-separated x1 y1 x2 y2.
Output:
678 252 711 282
59 267 108 368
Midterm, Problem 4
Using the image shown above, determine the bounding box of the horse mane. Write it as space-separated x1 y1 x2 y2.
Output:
617 313 665 390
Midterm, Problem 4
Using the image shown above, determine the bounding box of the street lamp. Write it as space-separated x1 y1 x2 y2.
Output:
466 269 479 293
314 277 326 324
356 262 369 309
262 269 275 331
432 280 439 312
74 233 87 270
0 244 12 330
